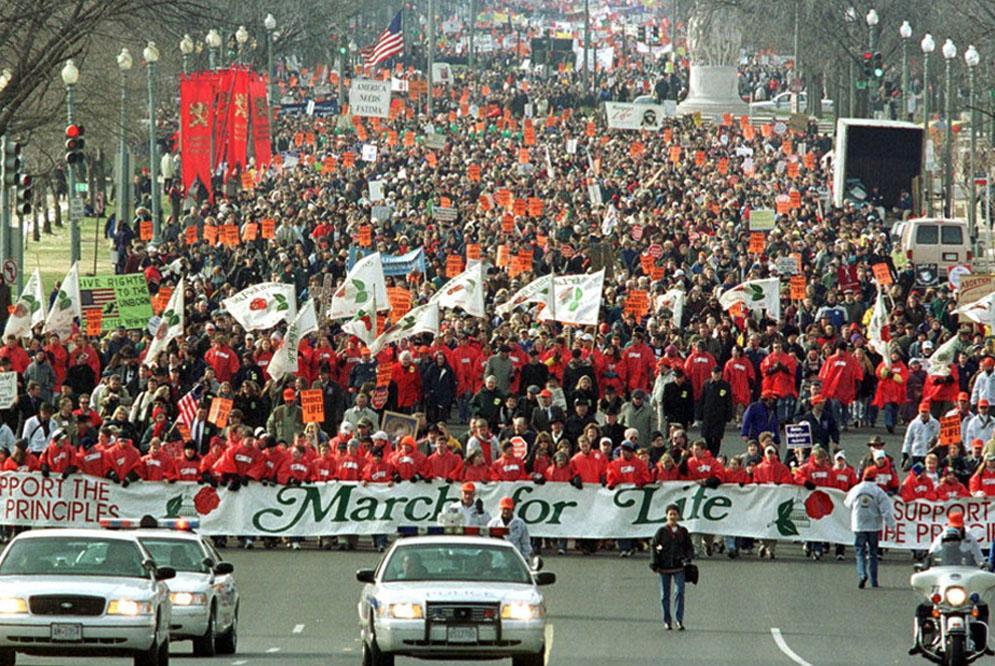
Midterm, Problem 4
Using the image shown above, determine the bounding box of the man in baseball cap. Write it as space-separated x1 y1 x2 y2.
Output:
456 481 491 527
488 496 531 559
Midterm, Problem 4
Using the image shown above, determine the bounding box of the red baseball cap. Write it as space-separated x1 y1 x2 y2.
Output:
958 391 970 402
948 511 965 529
461 482 476 494
499 497 515 510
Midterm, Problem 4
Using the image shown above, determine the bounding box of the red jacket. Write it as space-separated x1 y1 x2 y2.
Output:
490 454 528 481
752 458 794 484
204 345 240 383
760 351 798 398
213 443 263 481
259 447 288 482
969 468 995 496
335 454 366 481
570 450 605 484
105 443 143 480
723 357 755 406
598 357 628 397
392 363 422 409
935 478 970 501
793 459 834 487
76 447 108 477
41 442 76 473
424 449 463 481
0 345 30 374
277 456 312 484
872 362 909 408
606 455 652 487
544 463 574 482
654 463 681 482
900 473 937 502
310 454 338 482
829 465 857 492
622 343 656 393
174 455 204 482
819 352 863 404
390 448 428 481
923 367 960 404
2 452 38 472
461 461 494 482
453 343 483 396
362 459 395 483
723 467 751 485
138 450 176 481
684 351 717 400
871 459 901 494
685 452 725 482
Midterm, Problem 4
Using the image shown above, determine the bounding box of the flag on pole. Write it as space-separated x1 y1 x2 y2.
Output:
369 301 439 355
341 304 378 347
954 292 995 327
268 299 319 381
867 285 891 368
364 11 404 67
430 262 485 318
43 262 82 338
928 334 960 377
177 387 202 429
538 269 606 326
661 288 685 327
144 279 185 367
328 252 389 320
496 273 553 316
3 269 46 340
718 278 781 321
222 282 297 331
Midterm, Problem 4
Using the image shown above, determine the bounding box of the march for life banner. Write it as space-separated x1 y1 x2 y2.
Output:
0 472 988 547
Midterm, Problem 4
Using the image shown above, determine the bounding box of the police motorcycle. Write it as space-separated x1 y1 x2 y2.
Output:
909 529 995 665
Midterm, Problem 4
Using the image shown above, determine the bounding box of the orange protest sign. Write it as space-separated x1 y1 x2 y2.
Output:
518 148 530 164
501 213 515 233
403 131 415 147
139 220 153 241
789 275 807 301
649 265 665 281
496 189 512 209
512 198 527 217
300 389 325 424
694 150 706 167
872 262 893 286
630 142 645 159
640 253 655 275
85 309 103 337
426 152 438 168
789 189 802 209
242 222 258 242
786 161 800 178
466 243 481 261
208 397 233 429
446 255 463 278
527 198 543 217
743 124 756 141
669 146 681 164
523 125 536 146
183 225 198 245
386 287 412 323
749 232 766 255
717 157 729 175
663 127 673 144
804 152 816 169
203 225 218 245
940 415 961 445
342 152 357 168
721 113 733 126
496 245 510 268
241 171 255 191
386 130 398 147
509 254 531 278
358 224 373 247
376 364 393 388
221 224 240 247
585 121 596 137
321 156 337 174
625 289 650 317
775 195 791 215
261 218 276 239
152 287 173 316
468 164 481 181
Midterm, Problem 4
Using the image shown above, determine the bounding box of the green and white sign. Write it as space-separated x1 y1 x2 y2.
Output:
78 273 153 331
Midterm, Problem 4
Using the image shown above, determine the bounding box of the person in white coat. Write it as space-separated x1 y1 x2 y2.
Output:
963 400 995 449
488 496 531 559
970 357 995 406
455 482 491 528
843 467 897 589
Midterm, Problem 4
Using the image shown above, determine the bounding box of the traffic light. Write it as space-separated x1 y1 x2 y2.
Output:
638 26 647 43
65 124 84 165
862 51 874 78
14 174 31 216
872 52 884 79
2 139 19 187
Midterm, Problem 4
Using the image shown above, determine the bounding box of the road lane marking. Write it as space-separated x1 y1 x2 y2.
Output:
770 628 813 666
266 647 281 653
545 623 555 666
293 623 305 634
232 661 248 665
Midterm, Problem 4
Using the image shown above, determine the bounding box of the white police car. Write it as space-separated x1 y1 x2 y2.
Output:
356 526 554 666
0 528 174 666
103 518 239 657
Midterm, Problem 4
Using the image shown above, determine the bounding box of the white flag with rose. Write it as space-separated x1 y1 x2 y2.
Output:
222 282 297 331
143 279 185 367
429 261 485 318
3 269 46 340
369 301 440 355
327 251 389 320
538 269 605 326
267 299 319 381
496 273 553 316
718 278 781 321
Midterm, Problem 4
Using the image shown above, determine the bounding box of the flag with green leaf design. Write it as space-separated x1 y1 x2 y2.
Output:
43 262 81 338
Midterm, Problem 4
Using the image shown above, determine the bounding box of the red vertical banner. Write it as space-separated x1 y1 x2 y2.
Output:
249 73 272 168
227 68 250 171
179 73 216 200
213 69 233 172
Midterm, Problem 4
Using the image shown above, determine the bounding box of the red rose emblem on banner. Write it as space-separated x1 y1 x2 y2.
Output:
804 490 834 520
194 487 220 515
248 298 268 311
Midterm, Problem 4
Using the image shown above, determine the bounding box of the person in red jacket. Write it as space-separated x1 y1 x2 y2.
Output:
829 451 858 492
425 435 463 481
0 336 30 374
174 442 205 482
213 436 263 490
461 448 494 482
751 445 793 560
491 441 528 481
391 436 429 481
204 336 241 384
935 465 970 500
138 439 176 481
362 447 395 551
3 442 37 472
76 442 108 478
760 339 799 423
622 331 656 395
392 351 422 414
311 442 339 483
871 353 909 434
723 347 756 416
40 432 77 478
277 446 312 485
654 453 681 482
199 437 228 481
793 446 836 560
570 437 605 485
818 341 863 430
684 340 717 420
607 441 651 557
684 441 725 485
105 438 143 486
869 448 900 495
258 438 287 485
335 440 366 481
544 451 574 483
900 463 937 502
720 455 751 558
969 454 995 497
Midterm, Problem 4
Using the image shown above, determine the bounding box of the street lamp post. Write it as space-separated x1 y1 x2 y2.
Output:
206 29 222 70
235 26 249 65
264 13 277 152
61 59 81 266
866 9 879 119
922 34 935 216
900 21 912 121
966 45 980 248
116 49 132 234
427 0 435 117
942 38 956 218
180 34 193 76
143 41 161 245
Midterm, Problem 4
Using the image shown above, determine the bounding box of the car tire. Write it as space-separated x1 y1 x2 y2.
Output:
134 638 163 666
0 648 15 666
512 644 545 666
192 605 217 657
158 636 170 666
215 605 238 655
368 639 394 666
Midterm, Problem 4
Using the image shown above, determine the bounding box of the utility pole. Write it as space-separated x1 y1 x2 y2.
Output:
468 0 475 71
427 0 435 117
583 0 590 93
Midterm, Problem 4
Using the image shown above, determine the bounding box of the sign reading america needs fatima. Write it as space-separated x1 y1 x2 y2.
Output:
348 79 391 118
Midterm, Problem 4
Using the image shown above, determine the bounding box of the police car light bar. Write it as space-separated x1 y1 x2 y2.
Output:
100 517 199 531
397 526 509 538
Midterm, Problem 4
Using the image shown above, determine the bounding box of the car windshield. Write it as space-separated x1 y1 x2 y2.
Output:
382 544 531 584
139 538 209 573
0 537 147 578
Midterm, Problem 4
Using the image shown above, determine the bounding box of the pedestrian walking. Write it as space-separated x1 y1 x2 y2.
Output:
650 504 694 631
843 466 897 589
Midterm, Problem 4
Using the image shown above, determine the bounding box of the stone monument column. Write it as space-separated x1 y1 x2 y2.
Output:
677 2 749 116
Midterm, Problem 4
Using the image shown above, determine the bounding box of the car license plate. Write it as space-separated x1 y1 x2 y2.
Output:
50 623 82 642
447 626 477 643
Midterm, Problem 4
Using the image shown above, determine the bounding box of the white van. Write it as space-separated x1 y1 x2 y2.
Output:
899 217 972 270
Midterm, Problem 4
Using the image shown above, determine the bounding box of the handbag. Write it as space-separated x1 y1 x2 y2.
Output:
683 563 699 585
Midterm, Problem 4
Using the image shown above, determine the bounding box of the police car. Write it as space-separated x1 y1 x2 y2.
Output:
356 525 555 666
102 518 239 657
0 527 174 666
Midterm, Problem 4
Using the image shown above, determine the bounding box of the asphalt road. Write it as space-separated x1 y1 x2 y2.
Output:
13 426 942 666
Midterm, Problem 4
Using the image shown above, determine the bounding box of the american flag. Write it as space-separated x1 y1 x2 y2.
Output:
177 387 201 429
80 286 117 316
364 11 404 68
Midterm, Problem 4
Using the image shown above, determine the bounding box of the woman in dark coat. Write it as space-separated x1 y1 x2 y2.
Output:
650 504 695 630
421 352 457 425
